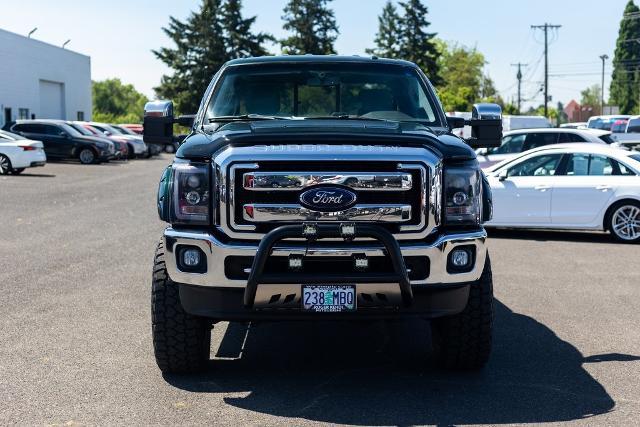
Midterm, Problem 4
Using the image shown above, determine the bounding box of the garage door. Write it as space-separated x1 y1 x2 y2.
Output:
39 80 64 119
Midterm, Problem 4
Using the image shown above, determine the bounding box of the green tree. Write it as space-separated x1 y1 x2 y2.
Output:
398 0 442 86
436 42 485 111
92 79 148 123
365 1 402 58
281 0 339 54
154 0 271 113
580 84 602 114
610 0 640 114
223 0 274 58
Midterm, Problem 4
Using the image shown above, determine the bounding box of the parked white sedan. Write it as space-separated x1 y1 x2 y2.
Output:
0 130 47 175
476 128 617 169
485 143 640 242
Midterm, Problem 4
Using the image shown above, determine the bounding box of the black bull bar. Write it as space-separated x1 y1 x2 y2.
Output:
243 223 413 308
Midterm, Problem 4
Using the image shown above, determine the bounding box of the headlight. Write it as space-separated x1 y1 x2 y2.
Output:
443 166 481 225
157 162 211 225
173 162 210 224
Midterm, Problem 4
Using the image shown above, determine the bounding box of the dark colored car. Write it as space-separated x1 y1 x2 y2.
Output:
6 120 115 164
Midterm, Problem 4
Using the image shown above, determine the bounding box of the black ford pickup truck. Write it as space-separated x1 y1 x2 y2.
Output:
144 55 502 374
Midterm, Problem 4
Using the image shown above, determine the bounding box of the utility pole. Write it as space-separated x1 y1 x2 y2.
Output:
531 23 562 118
599 54 608 115
511 63 527 114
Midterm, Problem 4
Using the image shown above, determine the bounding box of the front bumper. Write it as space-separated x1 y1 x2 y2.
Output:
163 227 487 289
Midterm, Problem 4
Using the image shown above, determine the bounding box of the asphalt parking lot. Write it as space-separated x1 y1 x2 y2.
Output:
1 157 639 426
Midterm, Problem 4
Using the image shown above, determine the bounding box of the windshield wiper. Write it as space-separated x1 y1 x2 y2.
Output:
305 115 391 122
208 114 289 123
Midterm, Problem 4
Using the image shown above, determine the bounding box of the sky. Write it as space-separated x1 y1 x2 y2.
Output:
0 0 631 111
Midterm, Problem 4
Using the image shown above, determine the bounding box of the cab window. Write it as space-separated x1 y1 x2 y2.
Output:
507 154 564 177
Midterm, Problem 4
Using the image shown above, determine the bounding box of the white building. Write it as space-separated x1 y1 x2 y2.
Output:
0 28 91 128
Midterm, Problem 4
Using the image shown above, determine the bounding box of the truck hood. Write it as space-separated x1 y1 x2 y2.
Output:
176 119 477 161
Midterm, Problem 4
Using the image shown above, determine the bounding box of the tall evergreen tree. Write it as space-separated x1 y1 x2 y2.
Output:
281 0 339 54
365 1 402 58
223 0 274 58
610 0 640 114
153 0 272 113
398 0 442 86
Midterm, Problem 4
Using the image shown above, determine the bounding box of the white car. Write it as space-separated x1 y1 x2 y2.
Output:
484 143 640 242
0 130 47 175
476 128 617 169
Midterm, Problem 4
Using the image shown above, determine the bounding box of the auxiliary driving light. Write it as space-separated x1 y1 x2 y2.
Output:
447 245 476 274
302 223 318 240
288 255 304 271
340 223 356 240
353 254 369 271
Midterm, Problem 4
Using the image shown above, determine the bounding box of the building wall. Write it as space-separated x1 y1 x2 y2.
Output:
0 28 91 127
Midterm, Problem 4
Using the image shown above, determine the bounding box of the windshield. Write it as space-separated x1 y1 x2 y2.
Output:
206 63 441 125
69 124 93 136
59 123 82 137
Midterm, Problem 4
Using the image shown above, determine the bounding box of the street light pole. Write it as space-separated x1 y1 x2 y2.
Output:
600 54 609 115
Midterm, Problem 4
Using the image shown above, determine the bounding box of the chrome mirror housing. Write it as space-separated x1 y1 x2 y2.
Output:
465 103 503 148
143 100 174 144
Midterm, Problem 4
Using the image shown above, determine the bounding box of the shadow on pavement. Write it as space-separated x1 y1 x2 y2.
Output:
488 228 615 244
164 300 622 425
5 173 56 178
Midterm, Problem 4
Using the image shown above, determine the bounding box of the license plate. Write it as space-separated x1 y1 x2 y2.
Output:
302 285 356 312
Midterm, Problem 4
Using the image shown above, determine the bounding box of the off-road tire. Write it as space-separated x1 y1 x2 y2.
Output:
151 241 211 374
431 255 493 370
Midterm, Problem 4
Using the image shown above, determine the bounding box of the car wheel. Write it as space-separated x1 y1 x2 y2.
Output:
431 255 493 370
165 144 176 154
11 168 25 175
0 154 11 175
79 148 96 165
609 201 640 243
152 241 211 374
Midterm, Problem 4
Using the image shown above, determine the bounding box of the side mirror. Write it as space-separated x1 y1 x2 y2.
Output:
104 131 112 136
498 169 509 181
143 100 174 144
465 103 503 148
59 131 69 138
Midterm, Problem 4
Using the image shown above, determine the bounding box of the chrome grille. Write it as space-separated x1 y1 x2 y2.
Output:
214 145 441 241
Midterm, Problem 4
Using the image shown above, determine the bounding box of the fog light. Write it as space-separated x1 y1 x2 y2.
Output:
182 248 201 267
450 249 470 267
353 254 368 271
288 255 303 270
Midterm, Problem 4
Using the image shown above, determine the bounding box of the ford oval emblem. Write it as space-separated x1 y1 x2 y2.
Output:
299 186 357 212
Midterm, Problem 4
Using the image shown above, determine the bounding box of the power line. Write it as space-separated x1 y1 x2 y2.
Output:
531 23 562 117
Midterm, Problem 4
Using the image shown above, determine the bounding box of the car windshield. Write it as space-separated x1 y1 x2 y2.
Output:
206 62 441 125
113 125 135 135
69 124 93 136
59 123 82 137
630 153 640 163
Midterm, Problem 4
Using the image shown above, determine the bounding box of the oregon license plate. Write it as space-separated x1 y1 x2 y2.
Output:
302 285 356 312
